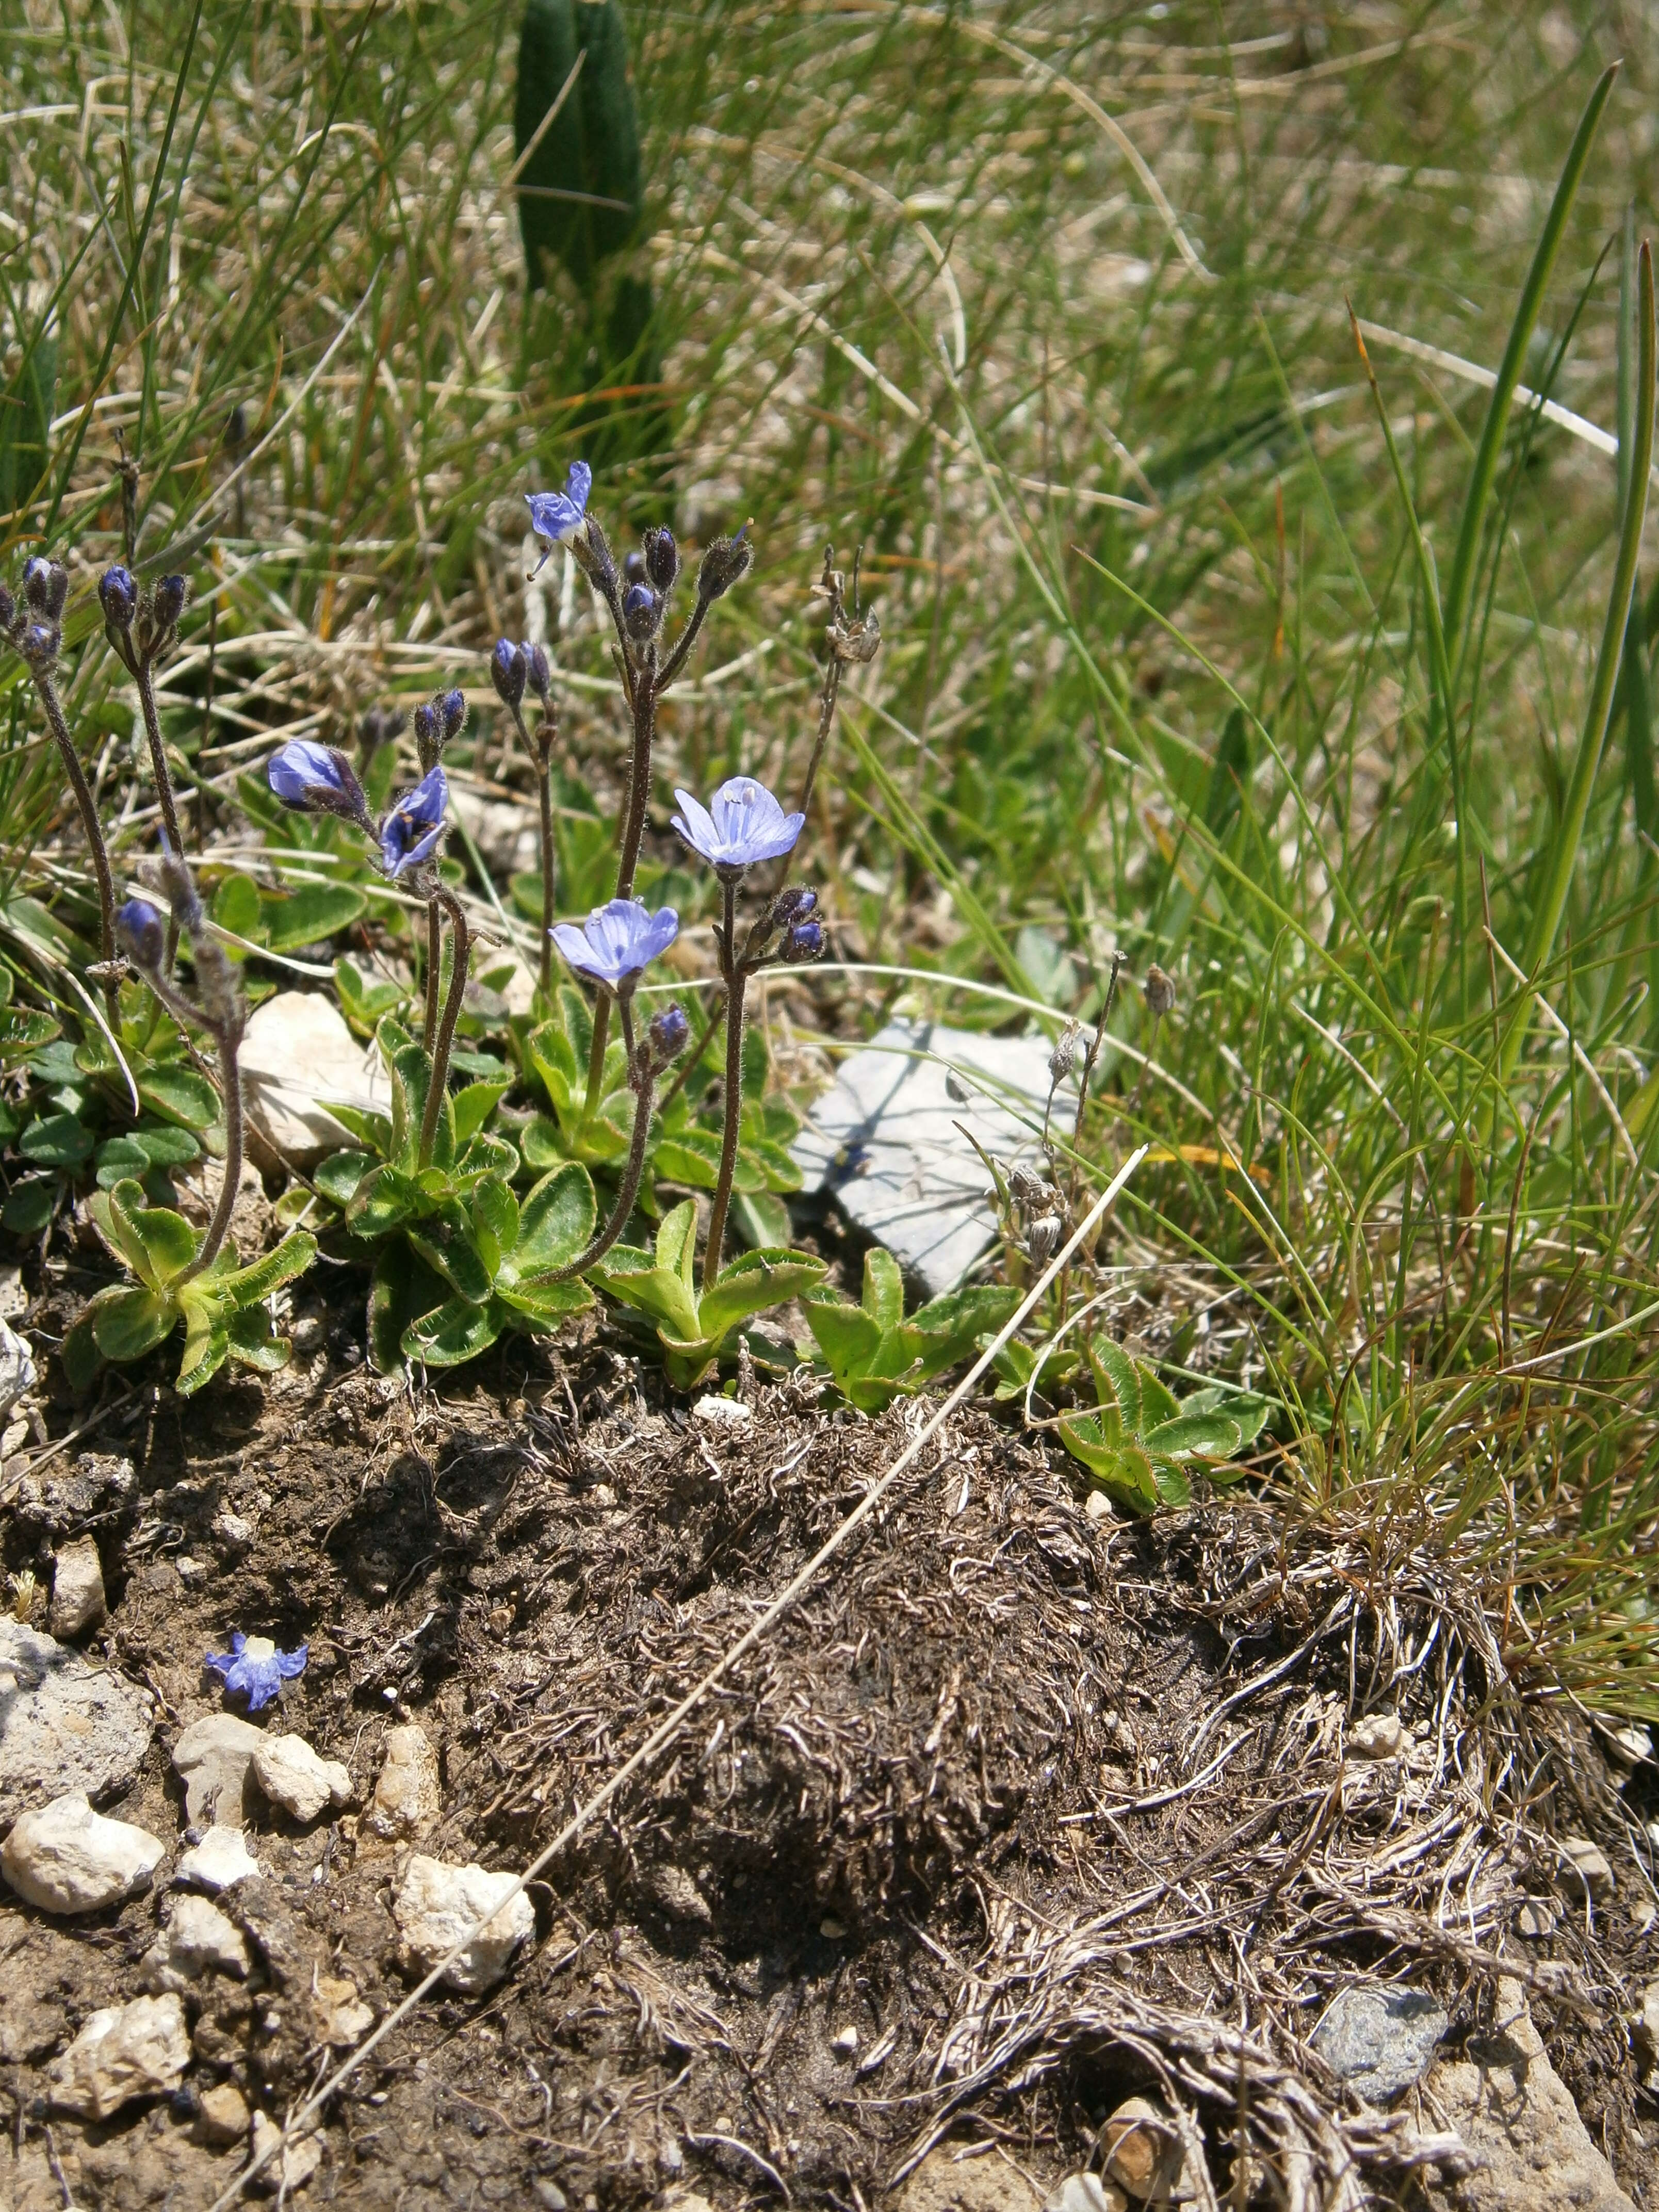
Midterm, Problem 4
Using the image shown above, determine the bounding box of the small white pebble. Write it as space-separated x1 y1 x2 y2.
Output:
1084 1490 1113 1522
832 2026 859 2055
820 1916 847 1940
692 1395 751 1430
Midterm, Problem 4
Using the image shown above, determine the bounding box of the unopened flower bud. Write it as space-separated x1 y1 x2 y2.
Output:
771 885 817 930
649 1003 690 1064
19 622 57 667
117 897 166 972
785 919 824 963
21 556 52 612
623 550 647 586
490 638 526 710
41 562 68 622
440 687 466 742
412 699 441 767
622 582 660 641
523 641 551 704
1144 964 1177 1018
153 573 188 631
100 564 138 630
644 526 679 593
696 527 753 603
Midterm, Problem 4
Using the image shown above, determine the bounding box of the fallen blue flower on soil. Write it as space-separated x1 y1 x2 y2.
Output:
205 1632 308 1711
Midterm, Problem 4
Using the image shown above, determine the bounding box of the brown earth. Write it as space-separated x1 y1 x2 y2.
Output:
1 1299 1655 2210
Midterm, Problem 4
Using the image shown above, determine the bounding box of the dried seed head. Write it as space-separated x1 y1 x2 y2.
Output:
833 608 882 665
697 526 753 603
1009 1164 1049 1212
1144 964 1177 1018
1027 1216 1063 1268
1049 1020 1080 1088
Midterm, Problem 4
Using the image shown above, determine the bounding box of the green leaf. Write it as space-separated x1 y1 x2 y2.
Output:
315 1149 376 1206
456 1130 519 1185
104 1180 200 1288
367 1243 448 1374
0 1007 60 1059
175 1291 231 1394
408 1200 494 1305
138 1064 221 1132
589 1249 702 1342
92 1284 179 1364
402 1294 502 1368
655 1199 700 1292
223 1301 291 1373
1088 1339 1144 1433
802 1292 884 1382
496 1276 593 1325
512 1162 596 1275
732 1190 792 1250
61 1304 104 1391
907 1286 1020 1381
222 1231 318 1308
259 882 368 953
3 1175 57 1232
1143 1411 1245 1460
22 1112 93 1169
699 1249 827 1339
453 1078 510 1145
861 1247 905 1331
132 1122 201 1168
519 1112 573 1170
653 1129 724 1187
320 1100 393 1152
1057 1417 1161 1515
211 872 264 942
469 1177 519 1277
94 1136 152 1189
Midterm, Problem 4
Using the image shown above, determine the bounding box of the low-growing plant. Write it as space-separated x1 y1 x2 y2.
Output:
801 1246 1017 1413
1052 1339 1268 1516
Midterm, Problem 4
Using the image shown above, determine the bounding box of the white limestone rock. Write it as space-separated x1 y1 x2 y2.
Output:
173 1711 265 1827
176 1825 264 1893
239 990 388 1167
369 1722 441 1839
1 1791 164 1914
392 1853 534 1994
252 1733 352 1824
0 1618 153 1827
46 1993 191 2120
47 1536 107 1639
250 2110 323 2194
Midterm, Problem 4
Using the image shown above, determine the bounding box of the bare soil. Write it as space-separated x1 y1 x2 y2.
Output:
2 1301 1655 2210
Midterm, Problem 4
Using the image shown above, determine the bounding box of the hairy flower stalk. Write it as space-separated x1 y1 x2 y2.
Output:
103 565 190 971
117 856 247 1282
492 639 558 998
548 900 682 1272
528 467 752 1124
4 564 120 1022
671 779 813 1285
411 689 465 1049
265 737 464 1159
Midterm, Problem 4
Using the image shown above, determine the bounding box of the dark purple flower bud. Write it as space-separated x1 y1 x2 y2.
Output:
116 897 166 971
644 526 679 594
522 641 551 704
622 582 660 642
490 638 526 710
412 699 440 763
267 739 371 824
623 550 647 586
41 563 68 621
100 564 138 630
785 919 824 963
21 556 52 611
440 687 466 742
648 1003 690 1064
19 622 57 667
771 886 817 930
153 574 188 630
697 529 753 603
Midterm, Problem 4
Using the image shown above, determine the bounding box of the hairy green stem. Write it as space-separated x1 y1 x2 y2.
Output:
702 881 744 1290
32 669 120 1024
134 660 187 972
423 901 441 1051
177 1027 245 1282
537 729 556 998
548 998 654 1280
418 885 470 1168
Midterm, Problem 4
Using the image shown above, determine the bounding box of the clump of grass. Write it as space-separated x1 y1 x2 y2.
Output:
2 4 1657 1707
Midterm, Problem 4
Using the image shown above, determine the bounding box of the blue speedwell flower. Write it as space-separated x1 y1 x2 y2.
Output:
205 1632 308 1713
380 765 448 879
116 898 166 972
526 461 593 570
267 739 369 823
551 898 678 991
672 775 805 876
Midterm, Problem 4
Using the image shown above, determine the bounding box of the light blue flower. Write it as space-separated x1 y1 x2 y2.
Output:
672 775 804 876
551 898 679 991
205 1632 308 1712
526 461 593 569
267 739 370 823
116 898 166 972
380 765 448 878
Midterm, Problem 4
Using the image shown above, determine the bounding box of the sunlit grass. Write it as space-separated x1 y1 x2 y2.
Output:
2 1 1657 1706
